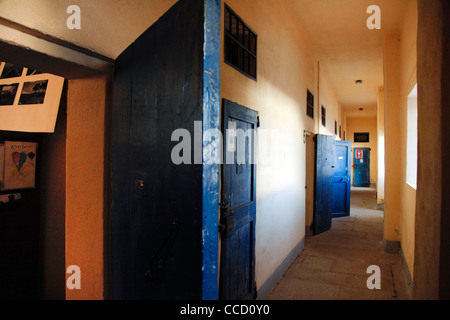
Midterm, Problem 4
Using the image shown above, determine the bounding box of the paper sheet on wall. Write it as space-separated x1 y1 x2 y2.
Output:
2 141 38 191
0 66 64 133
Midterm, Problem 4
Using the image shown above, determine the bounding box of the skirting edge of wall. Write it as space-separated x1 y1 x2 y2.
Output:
256 237 305 300
384 240 401 254
400 246 414 300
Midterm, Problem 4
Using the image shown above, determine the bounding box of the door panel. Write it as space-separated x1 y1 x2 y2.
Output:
353 148 371 187
332 141 352 217
313 134 335 235
220 99 257 300
111 0 205 300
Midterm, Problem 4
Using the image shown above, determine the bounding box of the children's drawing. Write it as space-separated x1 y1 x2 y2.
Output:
2 141 38 191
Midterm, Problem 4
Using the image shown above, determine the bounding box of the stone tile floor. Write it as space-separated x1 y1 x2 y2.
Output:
267 187 410 300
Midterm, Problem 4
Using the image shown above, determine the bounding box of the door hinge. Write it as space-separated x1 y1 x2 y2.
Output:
219 215 234 239
257 116 260 128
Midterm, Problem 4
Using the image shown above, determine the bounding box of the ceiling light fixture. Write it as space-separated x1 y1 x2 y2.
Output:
356 80 363 86
359 108 364 111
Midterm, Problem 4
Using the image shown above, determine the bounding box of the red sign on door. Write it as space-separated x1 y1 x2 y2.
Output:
356 150 363 160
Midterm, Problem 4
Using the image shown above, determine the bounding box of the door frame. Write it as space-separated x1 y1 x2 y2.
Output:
201 0 222 301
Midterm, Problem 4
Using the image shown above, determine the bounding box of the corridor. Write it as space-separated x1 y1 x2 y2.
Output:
0 0 448 301
268 188 410 300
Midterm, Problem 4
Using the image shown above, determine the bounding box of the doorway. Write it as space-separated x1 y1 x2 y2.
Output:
0 61 67 300
219 99 258 300
305 133 315 236
312 134 352 236
353 148 371 187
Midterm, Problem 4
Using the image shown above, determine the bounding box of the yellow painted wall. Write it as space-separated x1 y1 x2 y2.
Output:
399 0 418 282
383 33 402 243
221 0 341 290
383 0 417 283
346 117 378 186
66 75 107 300
377 87 385 204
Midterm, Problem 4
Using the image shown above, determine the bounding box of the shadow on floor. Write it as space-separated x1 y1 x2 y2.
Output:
267 188 410 300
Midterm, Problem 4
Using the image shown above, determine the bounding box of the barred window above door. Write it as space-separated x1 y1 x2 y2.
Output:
225 5 257 80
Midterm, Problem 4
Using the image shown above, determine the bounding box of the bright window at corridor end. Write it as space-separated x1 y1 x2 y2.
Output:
407 84 418 190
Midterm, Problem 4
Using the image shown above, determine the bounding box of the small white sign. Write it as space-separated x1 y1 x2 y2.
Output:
227 121 237 153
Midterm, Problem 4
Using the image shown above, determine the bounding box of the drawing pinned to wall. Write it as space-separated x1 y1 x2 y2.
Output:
1 141 38 191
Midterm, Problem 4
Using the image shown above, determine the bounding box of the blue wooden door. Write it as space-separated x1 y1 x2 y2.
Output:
110 0 213 300
353 148 371 187
220 99 257 300
313 134 335 235
332 141 352 217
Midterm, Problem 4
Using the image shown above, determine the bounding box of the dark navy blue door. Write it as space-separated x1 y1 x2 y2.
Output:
110 0 217 300
313 134 335 235
353 148 371 187
332 141 352 217
220 99 257 300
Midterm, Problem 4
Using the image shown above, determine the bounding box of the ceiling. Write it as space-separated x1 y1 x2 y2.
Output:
284 0 408 113
0 0 409 113
0 0 177 60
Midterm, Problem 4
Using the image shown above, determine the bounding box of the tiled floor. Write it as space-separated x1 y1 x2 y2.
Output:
267 188 410 300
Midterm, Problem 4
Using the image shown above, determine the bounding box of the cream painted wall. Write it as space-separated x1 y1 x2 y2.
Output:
399 0 418 282
340 106 347 142
221 0 341 291
346 117 378 186
318 65 342 138
383 33 402 243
